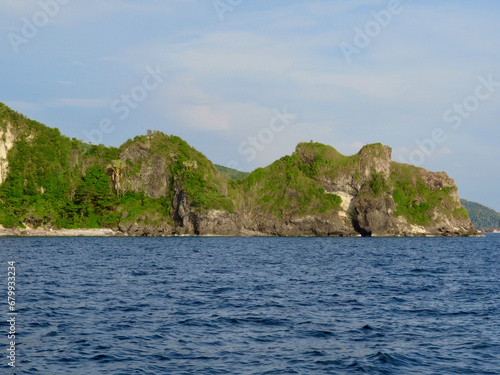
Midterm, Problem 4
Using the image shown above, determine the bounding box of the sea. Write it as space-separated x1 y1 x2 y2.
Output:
1 235 499 374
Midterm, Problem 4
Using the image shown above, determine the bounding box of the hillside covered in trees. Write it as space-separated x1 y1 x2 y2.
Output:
0 103 479 237
461 199 500 231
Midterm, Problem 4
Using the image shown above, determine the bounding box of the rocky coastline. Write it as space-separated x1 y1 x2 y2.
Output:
0 224 483 238
0 103 483 238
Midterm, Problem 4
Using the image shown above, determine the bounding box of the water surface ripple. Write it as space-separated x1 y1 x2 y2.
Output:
1 236 499 374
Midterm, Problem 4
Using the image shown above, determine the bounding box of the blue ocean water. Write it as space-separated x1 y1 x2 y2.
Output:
1 235 499 374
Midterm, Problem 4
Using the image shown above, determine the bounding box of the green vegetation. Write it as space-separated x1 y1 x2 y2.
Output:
389 163 460 226
215 164 250 180
0 103 473 233
294 142 356 180
164 136 235 213
0 104 76 228
369 172 389 197
117 192 172 227
461 199 500 230
235 143 345 219
0 103 233 228
72 166 117 227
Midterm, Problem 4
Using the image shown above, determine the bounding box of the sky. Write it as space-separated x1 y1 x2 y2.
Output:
1 0 499 210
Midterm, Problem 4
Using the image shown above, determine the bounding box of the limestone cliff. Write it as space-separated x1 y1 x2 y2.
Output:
0 103 479 237
0 122 15 185
230 142 477 237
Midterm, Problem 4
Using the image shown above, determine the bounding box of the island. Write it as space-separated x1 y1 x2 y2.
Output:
0 103 480 237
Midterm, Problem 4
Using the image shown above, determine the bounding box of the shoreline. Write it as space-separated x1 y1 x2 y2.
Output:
0 227 485 238
0 227 120 237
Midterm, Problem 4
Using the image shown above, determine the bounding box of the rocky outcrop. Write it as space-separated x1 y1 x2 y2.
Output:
119 140 172 198
354 193 398 236
350 162 477 237
0 101 480 237
171 178 196 234
193 210 240 236
236 208 358 237
0 122 15 185
117 221 173 237
228 143 480 237
170 177 239 236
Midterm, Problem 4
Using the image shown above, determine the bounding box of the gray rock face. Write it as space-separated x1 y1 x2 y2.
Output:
119 141 172 199
1 119 476 237
117 221 173 237
3 102 477 238
350 165 477 237
193 210 240 236
236 209 358 237
354 194 398 236
115 142 478 237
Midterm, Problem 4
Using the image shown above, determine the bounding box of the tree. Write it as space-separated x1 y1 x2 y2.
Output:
74 166 115 218
109 159 126 197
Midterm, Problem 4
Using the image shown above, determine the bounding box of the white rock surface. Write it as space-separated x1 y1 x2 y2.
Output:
0 123 15 185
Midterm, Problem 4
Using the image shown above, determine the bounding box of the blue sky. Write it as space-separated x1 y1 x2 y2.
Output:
1 0 499 210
